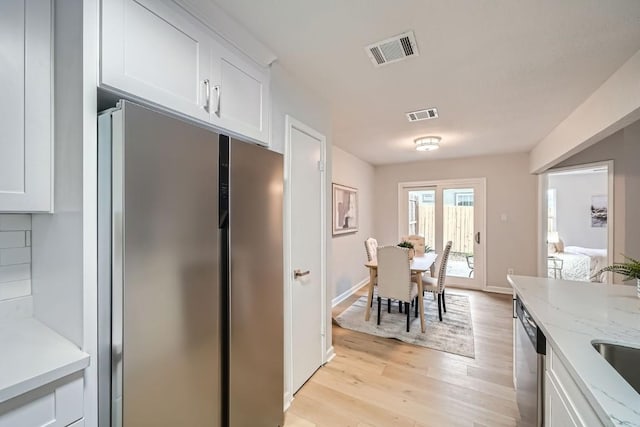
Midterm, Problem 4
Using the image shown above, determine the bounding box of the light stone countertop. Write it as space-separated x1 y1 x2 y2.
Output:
508 275 640 427
0 316 90 403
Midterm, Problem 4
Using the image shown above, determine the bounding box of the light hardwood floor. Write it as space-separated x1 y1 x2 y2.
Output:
284 288 518 427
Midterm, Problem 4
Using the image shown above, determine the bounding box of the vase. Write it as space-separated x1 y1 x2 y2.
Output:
637 278 640 298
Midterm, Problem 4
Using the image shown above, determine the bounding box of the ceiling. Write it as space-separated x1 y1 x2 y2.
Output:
210 0 640 165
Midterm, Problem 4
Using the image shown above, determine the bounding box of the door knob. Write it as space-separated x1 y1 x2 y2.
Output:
294 269 310 278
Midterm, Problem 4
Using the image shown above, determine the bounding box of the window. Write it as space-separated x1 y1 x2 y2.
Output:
455 192 473 206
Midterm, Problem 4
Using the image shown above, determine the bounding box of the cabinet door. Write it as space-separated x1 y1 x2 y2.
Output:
101 0 211 121
0 375 83 427
211 45 270 144
545 373 579 427
0 0 52 212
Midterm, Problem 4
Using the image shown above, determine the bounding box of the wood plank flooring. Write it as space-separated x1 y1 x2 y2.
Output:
284 288 518 427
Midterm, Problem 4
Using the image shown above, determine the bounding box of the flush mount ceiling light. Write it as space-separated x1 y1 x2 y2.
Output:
414 136 441 151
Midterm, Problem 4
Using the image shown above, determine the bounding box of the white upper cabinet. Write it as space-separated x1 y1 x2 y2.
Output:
100 0 271 145
101 0 212 121
0 0 53 212
210 44 270 144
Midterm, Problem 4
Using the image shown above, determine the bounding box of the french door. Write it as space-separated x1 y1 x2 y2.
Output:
399 179 486 289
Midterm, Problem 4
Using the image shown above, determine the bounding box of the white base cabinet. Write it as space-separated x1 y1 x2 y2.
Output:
0 375 83 427
546 372 580 427
545 344 603 427
101 0 270 145
0 0 53 212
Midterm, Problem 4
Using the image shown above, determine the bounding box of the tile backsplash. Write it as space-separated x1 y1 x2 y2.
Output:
0 214 31 301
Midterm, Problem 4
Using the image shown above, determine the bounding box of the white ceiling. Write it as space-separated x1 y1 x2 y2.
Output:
210 0 640 165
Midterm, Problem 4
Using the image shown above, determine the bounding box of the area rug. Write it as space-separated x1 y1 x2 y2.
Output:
334 292 475 358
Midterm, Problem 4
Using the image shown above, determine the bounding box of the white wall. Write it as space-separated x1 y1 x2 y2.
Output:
374 152 538 290
0 214 31 301
331 147 374 304
270 63 331 156
31 0 85 347
530 48 640 173
548 172 608 249
555 119 640 269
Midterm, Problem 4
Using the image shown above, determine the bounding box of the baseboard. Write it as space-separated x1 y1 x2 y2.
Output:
331 277 368 307
324 346 336 364
283 391 293 411
485 285 513 295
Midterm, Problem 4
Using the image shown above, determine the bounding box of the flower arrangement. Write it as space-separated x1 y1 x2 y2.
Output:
397 240 415 259
397 241 414 249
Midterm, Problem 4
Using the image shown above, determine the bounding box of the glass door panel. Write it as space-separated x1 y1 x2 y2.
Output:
407 189 435 252
400 179 484 289
442 188 475 279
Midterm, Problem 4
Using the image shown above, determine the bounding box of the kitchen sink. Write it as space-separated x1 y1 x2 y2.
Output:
592 341 640 394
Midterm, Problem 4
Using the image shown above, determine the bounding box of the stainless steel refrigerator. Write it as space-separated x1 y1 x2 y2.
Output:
98 100 284 427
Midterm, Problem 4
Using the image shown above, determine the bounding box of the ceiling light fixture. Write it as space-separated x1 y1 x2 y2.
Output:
414 136 441 151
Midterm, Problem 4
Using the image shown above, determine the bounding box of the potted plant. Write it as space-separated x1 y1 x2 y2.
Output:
596 255 640 297
397 240 415 259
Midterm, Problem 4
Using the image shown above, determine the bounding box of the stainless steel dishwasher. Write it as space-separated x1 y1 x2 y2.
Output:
515 295 546 427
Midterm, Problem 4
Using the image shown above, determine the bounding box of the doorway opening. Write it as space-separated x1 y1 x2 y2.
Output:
539 161 613 283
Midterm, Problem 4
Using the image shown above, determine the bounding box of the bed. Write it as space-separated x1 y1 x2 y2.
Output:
551 246 607 282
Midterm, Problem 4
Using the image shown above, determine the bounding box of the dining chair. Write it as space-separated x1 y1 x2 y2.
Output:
402 235 426 256
466 255 474 278
364 237 378 262
422 241 452 321
376 246 419 332
365 238 403 310
364 237 380 308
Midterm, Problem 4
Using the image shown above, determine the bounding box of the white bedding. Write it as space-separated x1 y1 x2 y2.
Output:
555 246 607 282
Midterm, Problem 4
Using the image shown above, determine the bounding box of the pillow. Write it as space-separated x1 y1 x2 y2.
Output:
554 239 564 253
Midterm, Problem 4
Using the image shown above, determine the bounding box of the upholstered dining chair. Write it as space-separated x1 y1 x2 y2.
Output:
376 246 419 332
402 235 426 256
364 237 379 307
364 237 378 262
422 241 452 321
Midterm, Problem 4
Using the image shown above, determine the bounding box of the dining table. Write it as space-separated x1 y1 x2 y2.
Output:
363 252 438 333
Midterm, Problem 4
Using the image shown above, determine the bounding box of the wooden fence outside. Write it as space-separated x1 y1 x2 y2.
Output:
416 205 474 254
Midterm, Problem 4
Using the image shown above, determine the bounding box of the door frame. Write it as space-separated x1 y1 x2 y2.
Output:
283 115 328 409
537 160 614 281
397 177 487 290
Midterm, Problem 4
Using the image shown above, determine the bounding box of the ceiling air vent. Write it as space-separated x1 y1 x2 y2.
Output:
365 31 419 67
406 108 438 122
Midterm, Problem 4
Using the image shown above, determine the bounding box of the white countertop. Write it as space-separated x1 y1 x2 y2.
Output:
508 275 640 427
0 317 90 403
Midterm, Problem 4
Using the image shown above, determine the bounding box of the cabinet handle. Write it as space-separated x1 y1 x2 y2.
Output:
214 85 221 117
203 79 211 113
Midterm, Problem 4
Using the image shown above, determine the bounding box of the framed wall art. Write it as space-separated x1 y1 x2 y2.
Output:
591 194 607 227
332 183 358 235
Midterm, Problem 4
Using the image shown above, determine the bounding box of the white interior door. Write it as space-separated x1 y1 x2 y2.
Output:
399 179 486 289
286 117 326 396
